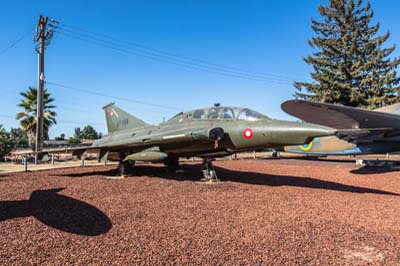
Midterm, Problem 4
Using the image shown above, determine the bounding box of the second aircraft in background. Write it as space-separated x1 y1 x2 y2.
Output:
282 100 400 156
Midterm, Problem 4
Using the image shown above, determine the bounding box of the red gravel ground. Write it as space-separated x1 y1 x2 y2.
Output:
0 159 399 265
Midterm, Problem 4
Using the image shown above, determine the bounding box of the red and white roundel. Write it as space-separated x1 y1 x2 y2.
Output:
243 128 253 139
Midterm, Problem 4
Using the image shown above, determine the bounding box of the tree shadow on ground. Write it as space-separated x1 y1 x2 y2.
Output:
61 164 399 196
0 188 112 236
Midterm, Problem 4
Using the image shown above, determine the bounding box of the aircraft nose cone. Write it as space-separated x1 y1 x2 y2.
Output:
300 123 337 138
266 121 336 145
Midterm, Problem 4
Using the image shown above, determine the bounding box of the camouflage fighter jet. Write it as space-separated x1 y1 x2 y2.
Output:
82 102 335 180
281 100 400 156
27 103 335 180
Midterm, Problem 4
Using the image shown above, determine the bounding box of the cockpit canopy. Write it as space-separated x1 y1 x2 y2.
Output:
168 106 271 123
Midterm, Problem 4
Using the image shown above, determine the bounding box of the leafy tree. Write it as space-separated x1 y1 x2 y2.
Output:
82 125 99 139
73 127 83 139
10 128 29 147
0 125 16 161
69 127 83 144
55 133 66 141
68 137 81 144
16 87 57 145
294 0 400 109
68 125 101 144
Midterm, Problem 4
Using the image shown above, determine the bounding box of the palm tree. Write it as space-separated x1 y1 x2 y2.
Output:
16 87 57 146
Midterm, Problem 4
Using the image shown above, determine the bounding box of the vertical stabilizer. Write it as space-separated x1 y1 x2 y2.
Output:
103 103 148 133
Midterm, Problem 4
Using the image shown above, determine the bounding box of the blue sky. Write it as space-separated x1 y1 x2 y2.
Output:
1 0 400 138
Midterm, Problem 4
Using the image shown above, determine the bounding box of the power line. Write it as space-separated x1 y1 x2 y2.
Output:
0 114 103 126
56 120 105 125
1 85 172 117
53 22 295 84
58 22 297 81
0 32 30 56
56 30 292 84
0 114 16 119
56 30 293 83
46 81 182 111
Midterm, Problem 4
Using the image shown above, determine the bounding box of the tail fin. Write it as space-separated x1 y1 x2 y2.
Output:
375 103 400 115
103 103 148 133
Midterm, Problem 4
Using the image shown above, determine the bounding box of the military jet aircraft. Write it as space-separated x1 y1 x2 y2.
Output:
24 103 334 180
69 102 333 180
281 100 400 156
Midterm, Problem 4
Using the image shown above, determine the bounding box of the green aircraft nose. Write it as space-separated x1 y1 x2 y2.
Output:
264 121 336 145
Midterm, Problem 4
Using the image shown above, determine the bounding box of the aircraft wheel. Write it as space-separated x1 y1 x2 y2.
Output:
201 158 219 181
166 158 179 173
118 161 131 176
272 151 280 159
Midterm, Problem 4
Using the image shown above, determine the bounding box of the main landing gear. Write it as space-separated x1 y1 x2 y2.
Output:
201 158 218 182
165 158 180 173
117 160 134 176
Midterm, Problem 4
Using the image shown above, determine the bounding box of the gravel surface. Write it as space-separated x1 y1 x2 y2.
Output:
0 159 399 265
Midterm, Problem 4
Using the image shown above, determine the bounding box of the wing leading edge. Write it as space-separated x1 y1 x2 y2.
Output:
281 100 400 130
281 100 400 142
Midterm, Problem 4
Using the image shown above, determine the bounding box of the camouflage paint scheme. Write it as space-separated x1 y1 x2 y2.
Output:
95 103 335 162
282 100 400 156
284 136 400 155
17 102 336 178
284 136 357 155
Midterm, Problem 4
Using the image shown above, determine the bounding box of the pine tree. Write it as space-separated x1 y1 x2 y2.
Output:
82 125 99 140
294 0 400 109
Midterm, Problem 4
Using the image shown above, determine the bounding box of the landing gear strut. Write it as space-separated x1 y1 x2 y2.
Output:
117 160 133 176
272 150 280 159
201 158 218 182
165 158 180 173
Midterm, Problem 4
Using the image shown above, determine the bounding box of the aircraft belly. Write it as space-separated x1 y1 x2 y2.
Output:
358 143 400 154
284 136 358 155
160 141 215 155
284 136 400 155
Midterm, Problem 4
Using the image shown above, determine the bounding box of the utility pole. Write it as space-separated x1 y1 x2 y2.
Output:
34 15 55 164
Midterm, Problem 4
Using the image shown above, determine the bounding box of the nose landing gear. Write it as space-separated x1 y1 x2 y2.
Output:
201 158 219 182
117 160 133 177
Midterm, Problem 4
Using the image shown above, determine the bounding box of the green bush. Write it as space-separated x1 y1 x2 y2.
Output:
0 125 16 161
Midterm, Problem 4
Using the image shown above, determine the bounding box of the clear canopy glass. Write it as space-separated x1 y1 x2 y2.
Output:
169 107 270 121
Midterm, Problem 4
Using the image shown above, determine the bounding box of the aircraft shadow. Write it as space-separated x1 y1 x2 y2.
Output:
214 166 399 195
63 164 399 196
350 166 400 175
0 188 112 236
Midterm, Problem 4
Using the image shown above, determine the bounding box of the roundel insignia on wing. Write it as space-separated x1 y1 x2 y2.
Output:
299 141 313 151
243 128 253 139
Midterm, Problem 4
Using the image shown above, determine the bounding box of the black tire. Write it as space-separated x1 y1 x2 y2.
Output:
166 158 179 173
272 151 280 159
118 161 131 176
